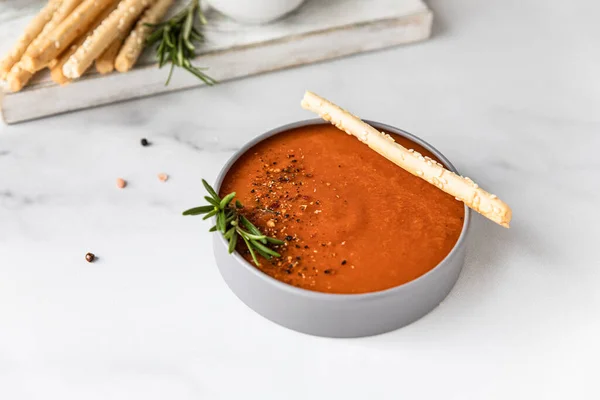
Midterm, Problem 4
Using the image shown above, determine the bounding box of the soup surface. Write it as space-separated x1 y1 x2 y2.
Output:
220 124 464 294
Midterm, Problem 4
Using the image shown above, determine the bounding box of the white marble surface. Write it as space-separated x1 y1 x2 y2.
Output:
1 0 599 398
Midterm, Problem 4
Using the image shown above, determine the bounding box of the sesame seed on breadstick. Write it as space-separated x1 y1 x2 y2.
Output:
22 0 114 73
115 0 174 73
0 0 62 80
63 0 154 79
50 1 120 85
301 91 512 228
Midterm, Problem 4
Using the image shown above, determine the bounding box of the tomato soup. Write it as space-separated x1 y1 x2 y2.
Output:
220 124 465 294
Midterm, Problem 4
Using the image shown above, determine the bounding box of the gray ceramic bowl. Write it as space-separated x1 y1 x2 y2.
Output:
213 119 471 338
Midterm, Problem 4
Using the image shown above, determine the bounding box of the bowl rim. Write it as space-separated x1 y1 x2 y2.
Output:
213 118 471 301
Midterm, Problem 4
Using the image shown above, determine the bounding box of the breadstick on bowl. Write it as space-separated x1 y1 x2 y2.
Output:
50 0 120 85
21 0 114 73
0 0 61 79
20 0 83 73
63 0 155 79
300 91 512 228
115 0 174 73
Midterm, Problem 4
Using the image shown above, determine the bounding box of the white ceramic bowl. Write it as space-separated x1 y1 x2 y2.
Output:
206 0 305 24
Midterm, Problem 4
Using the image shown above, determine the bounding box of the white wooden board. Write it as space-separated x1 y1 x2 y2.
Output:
0 0 432 123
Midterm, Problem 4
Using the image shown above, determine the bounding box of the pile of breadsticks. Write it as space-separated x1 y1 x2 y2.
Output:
0 0 174 92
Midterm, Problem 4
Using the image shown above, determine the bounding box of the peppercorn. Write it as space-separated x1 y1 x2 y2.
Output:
85 252 95 263
285 235 293 241
140 138 150 146
341 260 347 265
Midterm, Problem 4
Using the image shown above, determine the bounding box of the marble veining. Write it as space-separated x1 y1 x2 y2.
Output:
0 0 599 399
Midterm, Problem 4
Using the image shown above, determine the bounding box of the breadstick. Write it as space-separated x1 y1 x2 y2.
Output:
115 0 174 73
6 0 80 91
301 91 512 228
22 0 113 73
96 0 157 76
20 0 83 73
5 62 34 92
63 0 154 78
50 48 74 85
50 1 120 85
95 39 121 74
0 0 61 79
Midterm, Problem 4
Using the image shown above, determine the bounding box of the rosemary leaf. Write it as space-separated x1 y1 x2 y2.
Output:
241 235 260 266
266 236 285 245
202 209 218 220
251 240 281 258
165 62 175 85
219 192 236 209
204 196 219 207
240 215 267 244
253 246 273 260
228 231 237 254
217 210 227 232
182 205 214 215
224 226 235 240
236 228 266 241
184 10 193 35
202 179 219 201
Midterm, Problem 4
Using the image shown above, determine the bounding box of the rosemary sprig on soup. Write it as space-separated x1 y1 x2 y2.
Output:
183 179 284 266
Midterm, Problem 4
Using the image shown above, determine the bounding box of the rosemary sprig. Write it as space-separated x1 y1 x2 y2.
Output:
183 179 284 266
146 0 217 86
